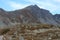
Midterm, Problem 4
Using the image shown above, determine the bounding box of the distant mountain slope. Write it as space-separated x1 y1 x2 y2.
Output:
53 14 60 24
0 5 60 27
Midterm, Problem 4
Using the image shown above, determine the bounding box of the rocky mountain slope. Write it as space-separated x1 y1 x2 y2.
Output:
53 14 60 24
0 5 60 28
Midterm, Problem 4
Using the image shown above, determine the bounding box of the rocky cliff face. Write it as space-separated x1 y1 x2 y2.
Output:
0 5 60 27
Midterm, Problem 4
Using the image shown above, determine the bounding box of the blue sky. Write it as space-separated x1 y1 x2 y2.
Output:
0 0 60 14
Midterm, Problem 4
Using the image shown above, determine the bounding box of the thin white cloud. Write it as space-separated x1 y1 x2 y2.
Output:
38 2 58 11
6 0 59 12
24 0 58 11
7 1 30 10
54 0 60 2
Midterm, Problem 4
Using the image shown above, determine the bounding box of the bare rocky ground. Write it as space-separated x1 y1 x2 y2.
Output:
0 24 60 40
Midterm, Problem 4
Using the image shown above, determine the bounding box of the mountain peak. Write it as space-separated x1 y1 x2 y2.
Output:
0 5 60 26
33 5 39 7
25 5 40 9
30 5 38 7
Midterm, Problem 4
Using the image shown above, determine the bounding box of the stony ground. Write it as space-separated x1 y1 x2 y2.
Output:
0 24 60 40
